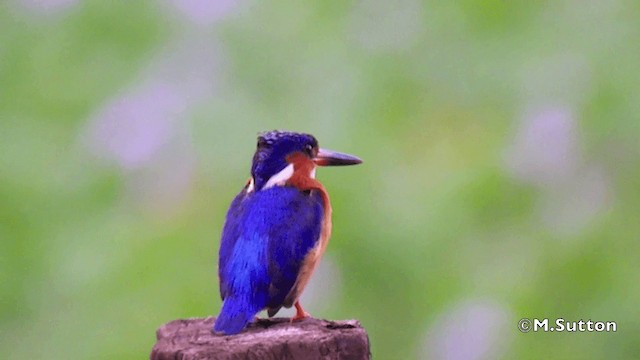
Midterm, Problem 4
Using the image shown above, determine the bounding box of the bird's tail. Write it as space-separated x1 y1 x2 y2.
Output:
213 298 258 335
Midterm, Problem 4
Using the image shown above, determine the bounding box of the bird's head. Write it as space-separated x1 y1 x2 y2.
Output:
249 130 362 191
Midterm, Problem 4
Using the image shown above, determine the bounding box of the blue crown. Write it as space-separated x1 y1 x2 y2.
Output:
251 131 318 190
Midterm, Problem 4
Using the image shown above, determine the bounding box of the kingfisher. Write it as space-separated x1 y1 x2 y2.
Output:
213 130 362 335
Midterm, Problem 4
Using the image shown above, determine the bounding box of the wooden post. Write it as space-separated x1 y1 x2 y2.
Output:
150 317 371 360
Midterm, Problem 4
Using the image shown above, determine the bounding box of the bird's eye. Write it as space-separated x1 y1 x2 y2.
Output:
305 144 314 156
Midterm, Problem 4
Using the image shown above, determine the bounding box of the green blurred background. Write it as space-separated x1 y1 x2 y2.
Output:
1 1 639 359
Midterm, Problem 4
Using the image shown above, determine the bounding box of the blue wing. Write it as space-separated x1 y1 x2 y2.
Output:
215 186 323 334
264 188 324 314
217 189 248 301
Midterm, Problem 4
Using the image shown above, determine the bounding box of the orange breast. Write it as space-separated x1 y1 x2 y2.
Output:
282 152 333 307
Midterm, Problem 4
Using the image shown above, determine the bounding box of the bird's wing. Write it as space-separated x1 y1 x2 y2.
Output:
264 187 324 313
218 189 248 300
218 186 323 313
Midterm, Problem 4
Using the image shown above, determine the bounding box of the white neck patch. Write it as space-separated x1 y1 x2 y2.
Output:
246 178 255 193
262 164 295 190
248 163 317 193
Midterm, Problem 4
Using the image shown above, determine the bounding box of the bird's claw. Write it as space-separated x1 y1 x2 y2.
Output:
290 301 311 322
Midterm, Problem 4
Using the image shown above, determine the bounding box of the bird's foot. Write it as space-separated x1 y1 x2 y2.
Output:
290 301 311 323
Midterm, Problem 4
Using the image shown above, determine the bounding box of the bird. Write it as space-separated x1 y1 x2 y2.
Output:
213 130 362 335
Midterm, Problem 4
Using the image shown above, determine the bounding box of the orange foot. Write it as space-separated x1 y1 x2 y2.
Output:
290 301 311 323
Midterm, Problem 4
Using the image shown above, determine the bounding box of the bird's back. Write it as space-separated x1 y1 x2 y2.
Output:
215 185 324 334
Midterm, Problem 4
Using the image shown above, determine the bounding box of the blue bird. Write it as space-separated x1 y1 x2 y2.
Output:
214 130 362 335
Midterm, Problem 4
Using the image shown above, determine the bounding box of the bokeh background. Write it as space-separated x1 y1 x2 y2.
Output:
2 1 639 359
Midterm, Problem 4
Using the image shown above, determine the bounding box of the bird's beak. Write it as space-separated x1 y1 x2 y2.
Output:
314 148 363 166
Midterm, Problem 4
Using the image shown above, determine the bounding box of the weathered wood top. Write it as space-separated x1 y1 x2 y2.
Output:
150 317 370 360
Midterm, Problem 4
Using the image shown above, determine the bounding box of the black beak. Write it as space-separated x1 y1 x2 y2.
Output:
313 148 363 166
